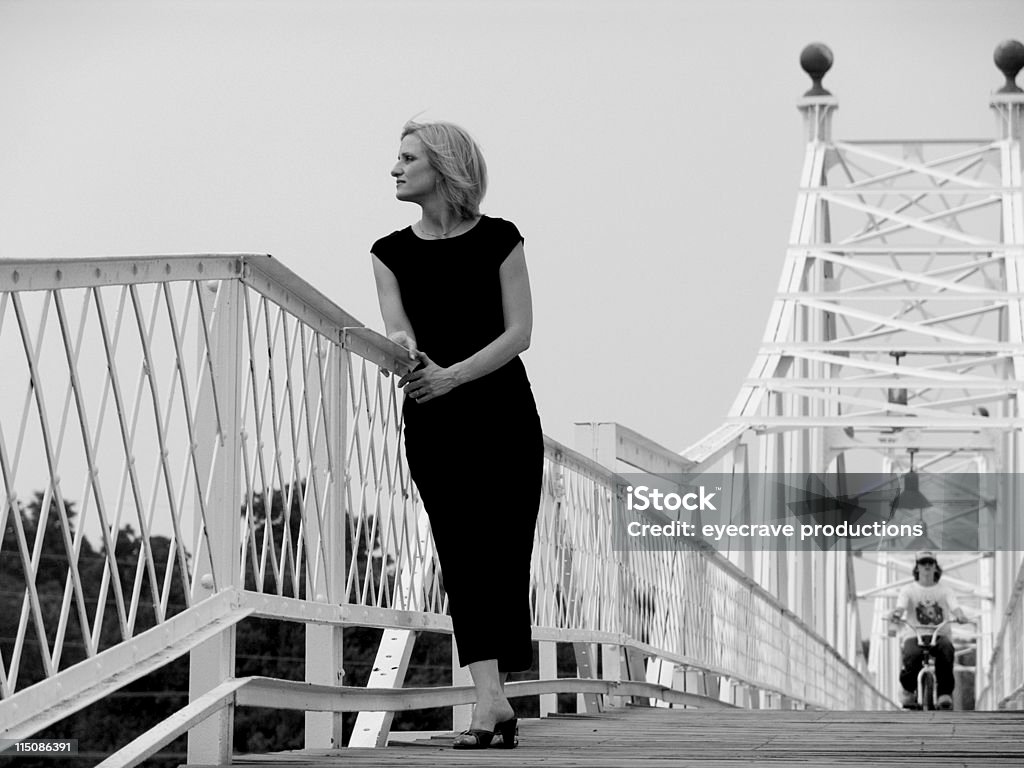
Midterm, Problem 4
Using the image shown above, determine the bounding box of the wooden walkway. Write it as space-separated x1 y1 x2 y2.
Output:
227 707 1024 767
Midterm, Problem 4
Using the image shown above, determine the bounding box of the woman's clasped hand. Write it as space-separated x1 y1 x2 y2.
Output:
398 351 458 403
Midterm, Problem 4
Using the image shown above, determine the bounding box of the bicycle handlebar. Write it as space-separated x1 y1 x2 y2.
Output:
886 615 975 644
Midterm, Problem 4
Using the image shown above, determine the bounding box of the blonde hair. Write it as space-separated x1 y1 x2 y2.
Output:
401 120 487 220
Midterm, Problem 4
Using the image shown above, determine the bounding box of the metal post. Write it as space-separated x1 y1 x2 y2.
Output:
572 641 601 713
623 646 651 707
538 640 558 716
305 339 346 747
991 43 1024 705
574 422 620 712
187 278 244 765
724 443 753 577
452 639 473 731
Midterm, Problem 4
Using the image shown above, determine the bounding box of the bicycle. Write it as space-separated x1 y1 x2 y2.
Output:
887 616 968 711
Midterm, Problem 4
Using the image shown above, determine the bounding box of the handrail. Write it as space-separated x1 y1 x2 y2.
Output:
675 520 886 700
0 254 244 290
978 555 1024 709
0 252 890 766
1 591 252 740
572 422 884 705
0 254 416 376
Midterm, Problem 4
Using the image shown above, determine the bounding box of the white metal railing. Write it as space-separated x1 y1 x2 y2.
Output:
978 555 1024 709
0 254 888 765
537 441 889 710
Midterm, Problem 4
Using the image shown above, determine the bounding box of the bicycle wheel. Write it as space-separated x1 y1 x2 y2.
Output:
921 671 936 711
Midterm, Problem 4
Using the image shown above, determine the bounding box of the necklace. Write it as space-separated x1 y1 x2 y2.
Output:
415 217 473 239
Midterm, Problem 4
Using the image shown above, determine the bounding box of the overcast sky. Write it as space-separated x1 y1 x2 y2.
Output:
1 0 1020 454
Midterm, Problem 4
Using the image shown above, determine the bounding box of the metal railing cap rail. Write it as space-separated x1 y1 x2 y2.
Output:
342 327 417 376
237 253 417 375
0 252 418 375
543 434 623 486
0 254 245 291
574 421 698 476
240 252 361 332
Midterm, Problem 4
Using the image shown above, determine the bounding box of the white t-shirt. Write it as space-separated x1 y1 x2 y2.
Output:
896 581 960 638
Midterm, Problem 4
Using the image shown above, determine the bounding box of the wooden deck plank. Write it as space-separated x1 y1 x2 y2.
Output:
219 708 1024 768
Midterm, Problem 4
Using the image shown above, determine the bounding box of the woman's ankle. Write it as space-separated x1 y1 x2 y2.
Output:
471 696 514 725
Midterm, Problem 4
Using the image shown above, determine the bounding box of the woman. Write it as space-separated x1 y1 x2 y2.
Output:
370 120 544 750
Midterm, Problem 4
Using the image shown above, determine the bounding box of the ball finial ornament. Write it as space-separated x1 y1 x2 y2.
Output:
994 39 1024 93
800 43 834 97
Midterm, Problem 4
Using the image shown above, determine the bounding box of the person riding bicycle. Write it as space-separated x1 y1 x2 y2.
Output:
889 551 969 710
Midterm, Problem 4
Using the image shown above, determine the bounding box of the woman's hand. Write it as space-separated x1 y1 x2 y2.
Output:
398 351 459 403
388 330 418 361
380 330 418 378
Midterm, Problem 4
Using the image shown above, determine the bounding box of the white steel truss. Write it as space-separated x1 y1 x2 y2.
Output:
681 49 1024 711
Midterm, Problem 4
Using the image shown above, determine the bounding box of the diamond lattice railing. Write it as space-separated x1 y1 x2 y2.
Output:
0 273 223 697
0 256 442 705
0 254 892 742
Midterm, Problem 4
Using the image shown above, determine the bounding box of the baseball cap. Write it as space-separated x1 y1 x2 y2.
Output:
915 550 938 563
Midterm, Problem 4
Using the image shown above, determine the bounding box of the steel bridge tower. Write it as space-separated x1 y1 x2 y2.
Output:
680 41 1024 709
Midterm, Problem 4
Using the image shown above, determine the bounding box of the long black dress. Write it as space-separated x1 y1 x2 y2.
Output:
371 215 544 672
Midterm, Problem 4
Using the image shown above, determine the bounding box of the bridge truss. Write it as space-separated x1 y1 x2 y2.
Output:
679 45 1024 711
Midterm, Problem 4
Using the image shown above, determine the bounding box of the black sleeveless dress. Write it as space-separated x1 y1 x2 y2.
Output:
371 215 544 672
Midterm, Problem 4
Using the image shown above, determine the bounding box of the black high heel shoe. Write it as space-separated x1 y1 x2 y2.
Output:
491 717 518 749
451 715 519 750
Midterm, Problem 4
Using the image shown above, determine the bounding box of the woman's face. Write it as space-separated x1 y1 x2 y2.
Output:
392 134 438 203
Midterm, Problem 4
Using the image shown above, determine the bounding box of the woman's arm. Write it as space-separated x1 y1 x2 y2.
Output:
371 254 419 362
451 241 533 383
400 242 532 403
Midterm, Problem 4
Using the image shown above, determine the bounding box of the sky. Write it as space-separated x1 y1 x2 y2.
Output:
1 0 1021 457
0 0 1016 714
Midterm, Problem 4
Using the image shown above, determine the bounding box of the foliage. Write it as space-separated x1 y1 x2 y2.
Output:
1 492 191 767
1 485 570 763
